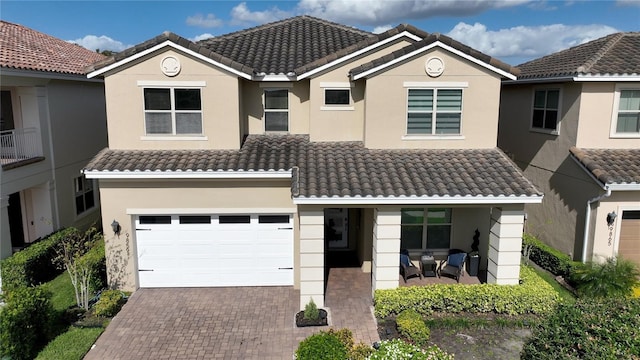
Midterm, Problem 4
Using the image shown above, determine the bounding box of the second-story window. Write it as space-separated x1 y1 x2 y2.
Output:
531 89 560 133
407 88 462 135
144 88 202 135
324 89 350 106
264 89 289 132
615 89 640 134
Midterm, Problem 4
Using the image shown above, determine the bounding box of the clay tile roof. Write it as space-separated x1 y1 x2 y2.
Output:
517 32 640 79
349 32 520 78
570 147 640 186
86 135 541 199
197 15 374 75
0 20 106 75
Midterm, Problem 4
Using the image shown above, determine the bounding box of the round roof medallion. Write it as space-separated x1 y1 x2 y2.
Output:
161 56 181 77
425 57 444 77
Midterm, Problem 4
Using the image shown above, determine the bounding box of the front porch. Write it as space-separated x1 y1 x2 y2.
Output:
298 205 526 310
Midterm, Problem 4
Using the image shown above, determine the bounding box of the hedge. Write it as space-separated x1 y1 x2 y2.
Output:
521 298 640 359
522 233 578 276
0 286 55 360
374 266 559 318
82 239 107 293
0 228 75 292
396 309 430 347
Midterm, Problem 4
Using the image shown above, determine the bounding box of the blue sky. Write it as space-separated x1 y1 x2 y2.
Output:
2 0 639 65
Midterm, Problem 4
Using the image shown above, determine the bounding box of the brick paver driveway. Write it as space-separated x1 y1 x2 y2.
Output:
84 287 321 360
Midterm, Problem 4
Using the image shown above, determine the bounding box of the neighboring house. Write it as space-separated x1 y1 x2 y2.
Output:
499 32 640 267
0 21 108 266
84 16 541 308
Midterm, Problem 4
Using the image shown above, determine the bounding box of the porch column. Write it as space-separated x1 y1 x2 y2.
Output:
487 206 525 285
299 210 325 310
372 208 401 296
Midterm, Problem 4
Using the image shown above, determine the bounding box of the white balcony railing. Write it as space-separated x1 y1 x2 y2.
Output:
0 127 43 166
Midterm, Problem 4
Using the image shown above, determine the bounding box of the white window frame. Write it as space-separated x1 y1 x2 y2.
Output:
263 88 289 132
320 82 354 111
400 208 453 252
74 176 97 217
402 81 469 140
138 81 205 138
610 85 640 138
530 88 561 135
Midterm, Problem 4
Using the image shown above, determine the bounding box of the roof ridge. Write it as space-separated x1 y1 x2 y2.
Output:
577 32 624 74
205 15 373 43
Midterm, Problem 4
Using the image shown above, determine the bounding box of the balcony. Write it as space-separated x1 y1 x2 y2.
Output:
0 127 44 170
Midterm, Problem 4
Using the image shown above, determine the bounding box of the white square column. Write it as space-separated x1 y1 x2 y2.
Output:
372 208 401 296
487 206 525 285
298 210 325 310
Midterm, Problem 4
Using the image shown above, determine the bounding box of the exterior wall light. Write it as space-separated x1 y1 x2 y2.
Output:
606 211 617 227
111 219 121 236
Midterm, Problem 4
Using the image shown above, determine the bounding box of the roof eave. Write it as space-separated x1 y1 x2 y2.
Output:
293 195 543 205
83 170 292 179
87 40 252 80
351 41 517 81
1 67 103 82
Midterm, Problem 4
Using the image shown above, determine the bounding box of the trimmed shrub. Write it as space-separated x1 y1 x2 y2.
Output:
0 286 54 360
93 290 126 317
368 339 454 360
303 298 319 321
521 298 640 359
295 331 348 360
522 233 577 276
570 257 640 298
0 228 75 291
374 266 559 318
81 239 107 293
396 309 430 347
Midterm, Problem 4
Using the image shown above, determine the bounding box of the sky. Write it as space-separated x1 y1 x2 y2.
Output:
1 0 639 65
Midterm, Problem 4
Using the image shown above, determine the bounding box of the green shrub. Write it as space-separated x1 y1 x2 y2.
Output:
93 290 126 317
0 228 75 292
303 298 319 321
570 257 640 298
396 309 430 347
81 239 107 293
35 326 104 360
521 298 640 359
0 286 54 360
369 339 454 360
374 266 559 318
323 328 373 360
522 233 577 276
295 331 348 360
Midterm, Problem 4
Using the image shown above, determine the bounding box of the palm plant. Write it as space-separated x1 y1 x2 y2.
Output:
571 257 640 298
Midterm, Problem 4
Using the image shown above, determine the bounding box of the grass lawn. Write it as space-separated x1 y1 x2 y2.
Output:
527 264 576 304
35 326 104 360
40 271 76 311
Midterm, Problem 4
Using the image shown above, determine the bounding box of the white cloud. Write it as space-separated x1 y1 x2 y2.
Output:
446 22 618 62
186 13 224 28
297 0 530 25
69 35 130 52
372 25 393 34
230 2 292 26
190 33 214 42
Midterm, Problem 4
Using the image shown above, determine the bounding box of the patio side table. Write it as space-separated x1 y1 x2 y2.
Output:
420 255 437 277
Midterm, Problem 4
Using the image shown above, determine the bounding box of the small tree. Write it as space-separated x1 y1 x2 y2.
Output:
53 227 103 310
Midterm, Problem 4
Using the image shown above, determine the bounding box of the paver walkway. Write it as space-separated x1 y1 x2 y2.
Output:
85 268 379 359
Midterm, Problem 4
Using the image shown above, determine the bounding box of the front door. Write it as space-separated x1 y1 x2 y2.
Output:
325 208 348 250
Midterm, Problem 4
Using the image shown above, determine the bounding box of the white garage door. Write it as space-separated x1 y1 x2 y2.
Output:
135 214 293 288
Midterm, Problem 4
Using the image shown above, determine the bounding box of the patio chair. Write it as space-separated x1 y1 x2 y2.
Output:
438 252 467 282
400 252 422 283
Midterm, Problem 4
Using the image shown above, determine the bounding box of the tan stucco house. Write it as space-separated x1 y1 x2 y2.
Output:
499 32 640 267
84 16 541 308
0 21 107 271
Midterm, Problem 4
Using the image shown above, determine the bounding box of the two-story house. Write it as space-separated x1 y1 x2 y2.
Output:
84 16 541 308
499 32 640 267
0 21 107 266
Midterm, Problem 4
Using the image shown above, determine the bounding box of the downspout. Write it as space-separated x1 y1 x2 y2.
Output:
582 186 611 263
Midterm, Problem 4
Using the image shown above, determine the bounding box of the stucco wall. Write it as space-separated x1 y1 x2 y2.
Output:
103 49 241 150
591 191 640 261
364 48 502 149
244 81 311 135
98 179 296 291
576 82 640 149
